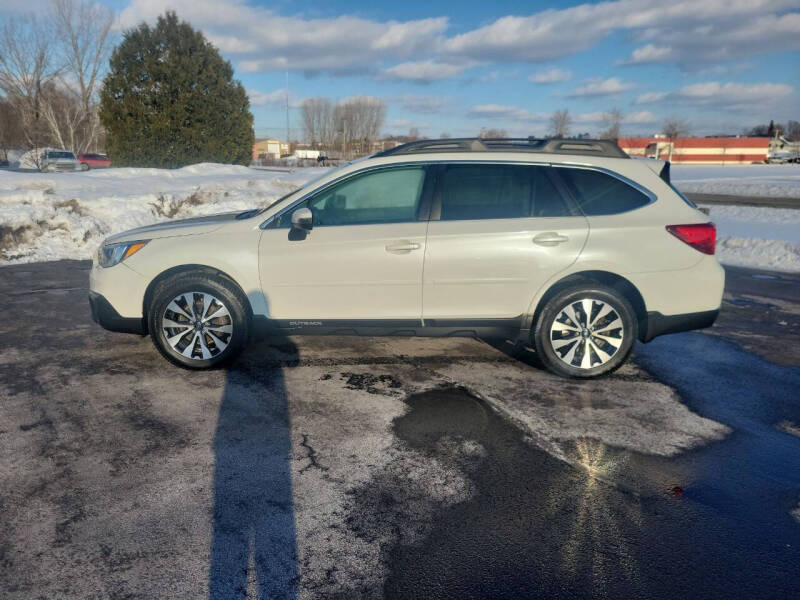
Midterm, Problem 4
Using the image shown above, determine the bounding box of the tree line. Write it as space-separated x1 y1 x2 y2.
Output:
1 5 253 167
0 0 114 158
300 96 386 158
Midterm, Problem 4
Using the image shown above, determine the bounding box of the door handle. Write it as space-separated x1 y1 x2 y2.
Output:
385 241 421 253
533 232 569 247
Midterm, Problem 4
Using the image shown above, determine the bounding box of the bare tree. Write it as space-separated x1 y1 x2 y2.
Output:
479 127 508 138
333 96 385 158
300 98 333 148
786 120 800 142
48 0 114 152
0 2 113 155
662 116 690 161
0 16 59 148
440 132 451 139
549 109 571 138
599 108 623 141
407 127 421 141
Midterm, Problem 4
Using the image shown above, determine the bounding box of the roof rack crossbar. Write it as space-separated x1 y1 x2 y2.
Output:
374 137 628 159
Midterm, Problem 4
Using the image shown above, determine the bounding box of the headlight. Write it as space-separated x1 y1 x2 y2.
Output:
98 240 149 268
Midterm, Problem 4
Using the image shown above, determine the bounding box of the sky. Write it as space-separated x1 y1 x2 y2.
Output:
3 0 800 140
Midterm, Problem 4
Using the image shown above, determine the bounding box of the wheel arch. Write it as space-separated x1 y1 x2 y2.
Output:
527 270 648 342
142 264 254 334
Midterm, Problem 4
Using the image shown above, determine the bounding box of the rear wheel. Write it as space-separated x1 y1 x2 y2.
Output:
147 273 249 369
533 284 636 378
80 162 89 171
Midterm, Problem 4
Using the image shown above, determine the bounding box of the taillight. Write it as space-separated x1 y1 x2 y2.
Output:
666 223 716 255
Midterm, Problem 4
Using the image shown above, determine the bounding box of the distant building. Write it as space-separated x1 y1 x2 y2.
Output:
618 136 770 164
769 135 800 161
294 149 321 160
252 138 290 160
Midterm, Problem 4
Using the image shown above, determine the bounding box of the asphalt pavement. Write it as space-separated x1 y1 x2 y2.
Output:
1 260 799 599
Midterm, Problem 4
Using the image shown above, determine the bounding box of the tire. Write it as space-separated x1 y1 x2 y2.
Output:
81 163 89 171
533 284 637 378
147 272 249 369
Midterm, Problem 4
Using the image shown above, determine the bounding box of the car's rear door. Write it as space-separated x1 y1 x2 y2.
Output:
422 163 589 324
258 165 433 323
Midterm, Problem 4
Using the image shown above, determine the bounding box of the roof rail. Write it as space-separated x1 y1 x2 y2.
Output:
374 137 629 159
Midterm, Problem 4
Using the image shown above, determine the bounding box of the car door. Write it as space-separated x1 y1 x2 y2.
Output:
422 163 589 323
258 165 432 323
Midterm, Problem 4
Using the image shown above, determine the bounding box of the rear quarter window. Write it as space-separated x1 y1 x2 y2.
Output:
558 167 651 216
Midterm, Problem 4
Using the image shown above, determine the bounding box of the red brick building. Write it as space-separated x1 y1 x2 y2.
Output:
618 136 770 164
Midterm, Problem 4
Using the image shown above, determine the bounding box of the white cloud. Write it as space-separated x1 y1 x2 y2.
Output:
634 82 794 111
443 0 799 64
0 0 49 15
636 92 668 104
386 119 430 130
380 60 471 83
620 44 673 65
622 11 800 69
393 95 448 114
247 88 306 108
248 89 286 106
119 0 447 75
528 68 571 84
567 77 635 97
571 111 656 125
467 104 547 122
674 81 794 108
117 0 800 78
625 110 658 124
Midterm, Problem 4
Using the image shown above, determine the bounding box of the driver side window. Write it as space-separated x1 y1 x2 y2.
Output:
277 167 426 227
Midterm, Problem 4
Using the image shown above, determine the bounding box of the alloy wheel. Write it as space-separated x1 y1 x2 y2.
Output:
549 298 624 370
161 292 233 360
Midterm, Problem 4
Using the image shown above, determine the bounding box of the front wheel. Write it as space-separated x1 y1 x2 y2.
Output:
80 163 89 171
533 284 637 378
147 273 249 369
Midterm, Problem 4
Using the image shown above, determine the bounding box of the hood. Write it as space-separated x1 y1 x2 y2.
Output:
104 211 243 243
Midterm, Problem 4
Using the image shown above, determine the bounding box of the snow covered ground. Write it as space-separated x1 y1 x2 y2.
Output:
0 164 324 264
701 204 800 272
0 163 798 272
672 164 800 199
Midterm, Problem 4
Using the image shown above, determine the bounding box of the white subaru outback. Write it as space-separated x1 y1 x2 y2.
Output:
89 138 723 377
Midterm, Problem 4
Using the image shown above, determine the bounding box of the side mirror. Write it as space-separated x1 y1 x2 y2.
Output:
291 207 313 231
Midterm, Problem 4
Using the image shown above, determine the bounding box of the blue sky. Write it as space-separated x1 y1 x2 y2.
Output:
4 0 799 139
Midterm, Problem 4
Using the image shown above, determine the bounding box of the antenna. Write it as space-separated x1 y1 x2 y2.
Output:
285 70 290 146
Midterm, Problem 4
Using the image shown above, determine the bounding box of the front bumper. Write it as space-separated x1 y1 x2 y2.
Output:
89 291 146 334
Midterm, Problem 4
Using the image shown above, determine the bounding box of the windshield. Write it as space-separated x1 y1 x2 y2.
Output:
240 167 340 219
47 151 75 159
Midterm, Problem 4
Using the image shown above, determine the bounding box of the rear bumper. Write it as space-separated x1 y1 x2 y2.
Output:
641 308 719 343
89 291 146 334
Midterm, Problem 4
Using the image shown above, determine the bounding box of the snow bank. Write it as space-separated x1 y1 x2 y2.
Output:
1 163 799 272
700 204 800 272
0 164 325 264
672 164 800 198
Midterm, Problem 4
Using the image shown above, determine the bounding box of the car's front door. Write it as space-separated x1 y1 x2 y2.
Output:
422 163 589 324
258 165 432 324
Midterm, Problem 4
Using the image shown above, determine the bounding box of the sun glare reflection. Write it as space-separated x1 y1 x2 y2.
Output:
555 438 641 596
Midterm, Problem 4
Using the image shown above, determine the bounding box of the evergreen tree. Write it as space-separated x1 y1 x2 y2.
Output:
767 120 775 137
99 12 254 168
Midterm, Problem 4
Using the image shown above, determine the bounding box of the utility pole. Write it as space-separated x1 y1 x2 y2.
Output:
285 70 290 148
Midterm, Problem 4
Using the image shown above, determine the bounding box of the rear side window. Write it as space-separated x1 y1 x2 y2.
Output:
439 164 573 221
558 168 651 215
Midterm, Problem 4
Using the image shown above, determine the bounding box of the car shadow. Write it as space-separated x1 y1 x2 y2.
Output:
208 333 300 599
482 337 547 371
